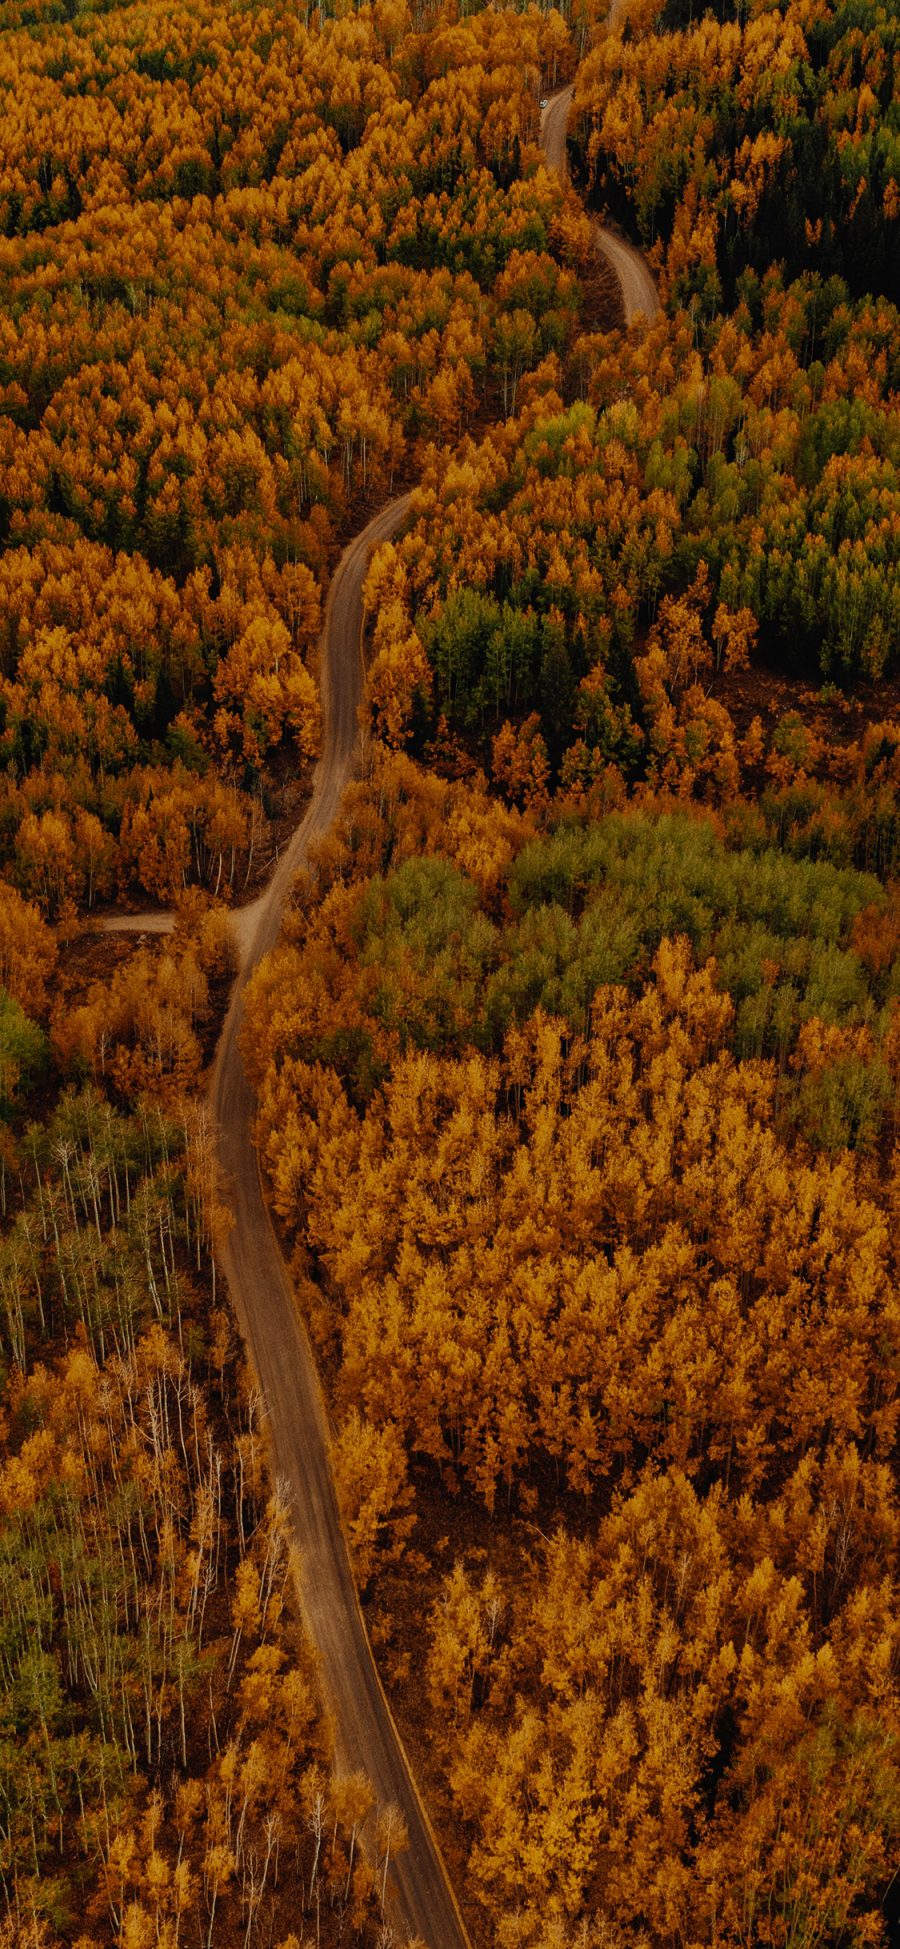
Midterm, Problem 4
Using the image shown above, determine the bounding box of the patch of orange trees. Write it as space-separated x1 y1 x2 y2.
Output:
0 0 585 913
245 746 900 1945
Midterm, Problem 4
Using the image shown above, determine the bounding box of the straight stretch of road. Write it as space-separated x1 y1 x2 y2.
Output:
541 83 659 323
99 65 660 1949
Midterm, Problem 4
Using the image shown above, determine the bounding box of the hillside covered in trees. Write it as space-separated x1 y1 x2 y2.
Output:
0 0 898 1942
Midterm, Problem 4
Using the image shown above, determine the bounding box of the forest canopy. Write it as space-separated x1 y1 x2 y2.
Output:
245 745 900 1946
0 0 899 1942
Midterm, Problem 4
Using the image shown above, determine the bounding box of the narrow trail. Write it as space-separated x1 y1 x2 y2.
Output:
99 57 660 1949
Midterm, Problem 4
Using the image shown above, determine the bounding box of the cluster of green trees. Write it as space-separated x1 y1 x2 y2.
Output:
380 273 899 805
247 750 900 1160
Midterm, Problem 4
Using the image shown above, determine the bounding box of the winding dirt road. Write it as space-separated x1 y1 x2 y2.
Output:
208 495 481 1949
541 84 659 323
98 64 661 1949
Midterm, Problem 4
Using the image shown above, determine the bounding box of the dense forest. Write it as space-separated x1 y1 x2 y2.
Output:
0 0 587 914
0 0 898 1941
244 747 900 1943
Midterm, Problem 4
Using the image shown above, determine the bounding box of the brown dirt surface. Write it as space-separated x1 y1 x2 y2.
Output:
712 662 900 748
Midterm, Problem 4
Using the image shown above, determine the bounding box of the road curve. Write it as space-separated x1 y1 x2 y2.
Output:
209 496 476 1949
541 83 659 323
136 51 663 1949
93 61 660 1948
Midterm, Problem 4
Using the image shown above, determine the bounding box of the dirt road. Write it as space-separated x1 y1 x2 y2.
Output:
541 83 659 323
209 495 478 1949
100 910 175 935
96 58 662 1949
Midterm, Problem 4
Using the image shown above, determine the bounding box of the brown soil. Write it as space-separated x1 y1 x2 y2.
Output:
586 245 626 334
711 661 900 749
365 1484 531 1945
55 923 164 1004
